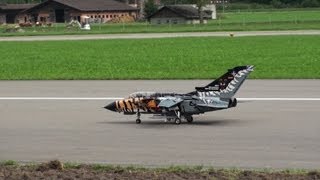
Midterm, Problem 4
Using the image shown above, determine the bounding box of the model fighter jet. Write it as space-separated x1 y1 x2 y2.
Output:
105 65 254 125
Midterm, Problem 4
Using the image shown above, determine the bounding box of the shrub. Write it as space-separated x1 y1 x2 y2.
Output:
271 0 285 8
217 3 273 11
301 0 320 7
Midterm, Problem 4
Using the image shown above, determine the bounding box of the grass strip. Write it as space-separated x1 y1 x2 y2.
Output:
0 36 319 80
0 160 319 180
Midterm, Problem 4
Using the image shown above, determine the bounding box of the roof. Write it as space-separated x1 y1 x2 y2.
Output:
24 0 138 12
0 3 37 10
149 5 212 19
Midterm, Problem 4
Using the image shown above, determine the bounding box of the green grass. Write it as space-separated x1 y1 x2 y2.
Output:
0 10 320 36
217 3 320 12
0 35 319 80
62 163 215 173
1 160 319 180
0 160 18 166
215 10 320 23
0 160 317 176
1 21 320 36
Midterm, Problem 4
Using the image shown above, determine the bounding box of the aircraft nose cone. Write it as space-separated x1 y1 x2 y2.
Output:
104 102 117 112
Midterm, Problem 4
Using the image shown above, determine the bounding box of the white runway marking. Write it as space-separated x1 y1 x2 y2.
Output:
0 97 320 101
238 98 320 101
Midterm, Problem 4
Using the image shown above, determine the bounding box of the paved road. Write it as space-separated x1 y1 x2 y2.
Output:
0 30 319 41
0 80 320 169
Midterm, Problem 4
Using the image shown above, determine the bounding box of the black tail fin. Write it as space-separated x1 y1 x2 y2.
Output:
195 65 254 98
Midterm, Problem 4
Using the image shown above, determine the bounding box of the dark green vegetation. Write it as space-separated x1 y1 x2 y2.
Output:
215 1 320 11
144 0 158 17
1 10 320 36
0 35 319 80
1 160 320 180
161 0 320 8
217 10 320 23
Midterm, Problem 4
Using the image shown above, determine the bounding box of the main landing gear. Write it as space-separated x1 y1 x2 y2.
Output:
135 109 193 125
174 115 193 125
174 118 181 125
174 110 181 125
185 115 193 123
173 111 193 125
165 117 184 125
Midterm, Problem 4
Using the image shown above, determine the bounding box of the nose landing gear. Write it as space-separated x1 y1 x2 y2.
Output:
136 110 141 124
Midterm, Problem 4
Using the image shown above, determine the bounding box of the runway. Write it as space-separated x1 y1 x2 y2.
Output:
0 30 319 41
0 80 320 169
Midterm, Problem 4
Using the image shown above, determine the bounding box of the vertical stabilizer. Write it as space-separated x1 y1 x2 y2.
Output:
196 65 254 98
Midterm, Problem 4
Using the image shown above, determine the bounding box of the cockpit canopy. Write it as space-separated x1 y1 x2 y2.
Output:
128 91 181 98
128 91 156 98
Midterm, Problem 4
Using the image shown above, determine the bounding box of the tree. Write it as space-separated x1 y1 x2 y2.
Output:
271 0 283 8
301 0 319 7
191 0 209 24
144 0 158 18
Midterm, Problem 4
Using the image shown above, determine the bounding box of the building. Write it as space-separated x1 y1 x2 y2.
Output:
203 4 217 20
0 3 36 24
0 0 139 24
23 0 139 24
148 5 215 25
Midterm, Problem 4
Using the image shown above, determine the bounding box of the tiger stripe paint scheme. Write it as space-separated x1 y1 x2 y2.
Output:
115 98 160 113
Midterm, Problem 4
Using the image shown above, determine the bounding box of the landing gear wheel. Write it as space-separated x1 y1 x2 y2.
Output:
175 118 181 125
136 110 141 124
186 116 193 123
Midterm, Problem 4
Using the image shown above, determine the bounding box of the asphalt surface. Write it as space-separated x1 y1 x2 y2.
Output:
0 30 320 41
0 80 320 169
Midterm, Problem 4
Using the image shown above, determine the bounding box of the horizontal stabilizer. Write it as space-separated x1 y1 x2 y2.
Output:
195 85 219 91
196 104 228 109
